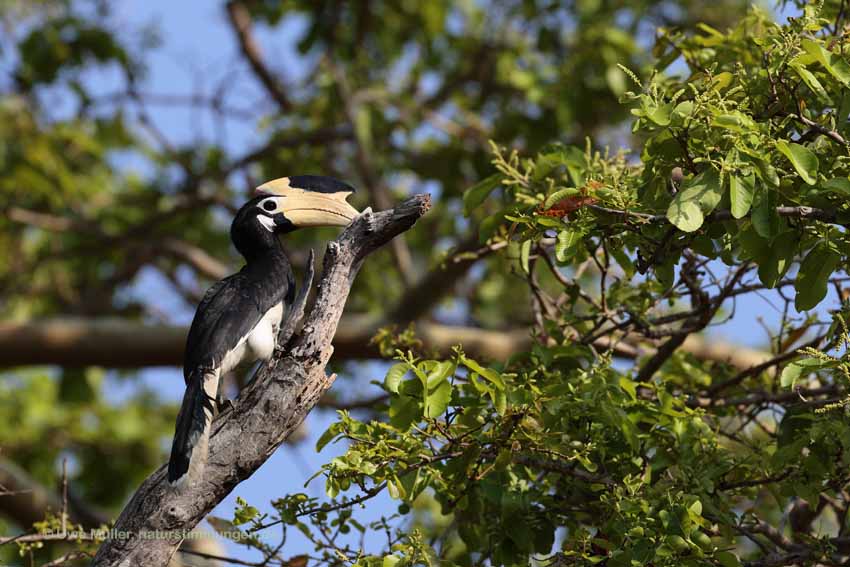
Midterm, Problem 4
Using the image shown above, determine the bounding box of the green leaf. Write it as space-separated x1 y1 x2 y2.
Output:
59 368 97 403
424 379 452 418
493 389 507 415
655 254 677 290
755 158 780 187
387 478 400 499
536 216 565 228
461 355 505 390
425 361 454 389
389 394 421 430
823 177 850 196
233 497 260 525
739 151 779 187
780 358 828 389
729 173 755 218
384 363 409 394
762 231 796 288
791 60 832 103
688 499 703 517
711 71 734 90
670 101 694 126
316 422 342 452
478 210 506 243
795 243 840 311
611 247 635 278
801 38 850 86
715 551 741 567
666 168 723 232
605 65 627 95
776 140 818 185
839 89 850 136
520 239 531 274
555 229 583 263
667 198 703 232
751 185 781 239
641 95 672 126
463 174 501 216
536 144 588 186
712 112 755 133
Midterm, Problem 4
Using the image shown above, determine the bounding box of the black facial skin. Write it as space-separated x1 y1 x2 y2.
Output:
272 212 295 234
230 196 292 260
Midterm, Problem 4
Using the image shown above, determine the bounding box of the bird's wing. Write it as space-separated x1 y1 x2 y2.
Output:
183 271 289 378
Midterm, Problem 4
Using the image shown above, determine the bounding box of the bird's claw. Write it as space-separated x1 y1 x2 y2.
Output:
218 397 235 414
356 207 376 233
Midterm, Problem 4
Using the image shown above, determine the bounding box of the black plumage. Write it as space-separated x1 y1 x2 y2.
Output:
181 253 294 375
168 180 359 487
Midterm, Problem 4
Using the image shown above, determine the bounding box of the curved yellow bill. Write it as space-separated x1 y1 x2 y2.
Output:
257 177 360 227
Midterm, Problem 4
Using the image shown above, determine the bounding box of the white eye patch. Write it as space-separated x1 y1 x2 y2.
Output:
257 197 280 213
257 215 276 232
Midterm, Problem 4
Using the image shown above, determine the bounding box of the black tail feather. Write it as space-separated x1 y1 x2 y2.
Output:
168 373 217 486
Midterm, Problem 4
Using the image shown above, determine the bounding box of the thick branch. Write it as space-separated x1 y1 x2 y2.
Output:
92 194 431 566
0 318 770 372
0 317 526 368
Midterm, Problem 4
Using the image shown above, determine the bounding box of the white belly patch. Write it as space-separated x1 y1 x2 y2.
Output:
219 340 248 377
247 302 284 361
217 302 284 376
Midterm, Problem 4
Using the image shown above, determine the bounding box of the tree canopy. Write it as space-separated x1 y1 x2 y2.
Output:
2 0 850 566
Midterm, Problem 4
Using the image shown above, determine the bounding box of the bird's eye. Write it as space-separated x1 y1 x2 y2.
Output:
262 201 276 212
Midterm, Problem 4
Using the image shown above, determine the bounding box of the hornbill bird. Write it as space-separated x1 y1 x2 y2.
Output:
168 175 361 487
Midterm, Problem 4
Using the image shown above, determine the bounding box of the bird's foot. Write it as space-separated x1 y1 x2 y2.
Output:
218 397 235 414
356 207 376 233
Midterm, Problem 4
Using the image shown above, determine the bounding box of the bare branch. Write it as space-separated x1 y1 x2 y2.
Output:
706 333 831 396
0 318 771 372
0 458 106 530
6 207 77 231
0 318 526 367
160 238 230 281
225 0 292 112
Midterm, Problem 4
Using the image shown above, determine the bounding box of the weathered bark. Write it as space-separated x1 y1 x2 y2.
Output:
92 194 431 566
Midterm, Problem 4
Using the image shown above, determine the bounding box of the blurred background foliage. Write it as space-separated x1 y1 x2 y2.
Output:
3 0 850 566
